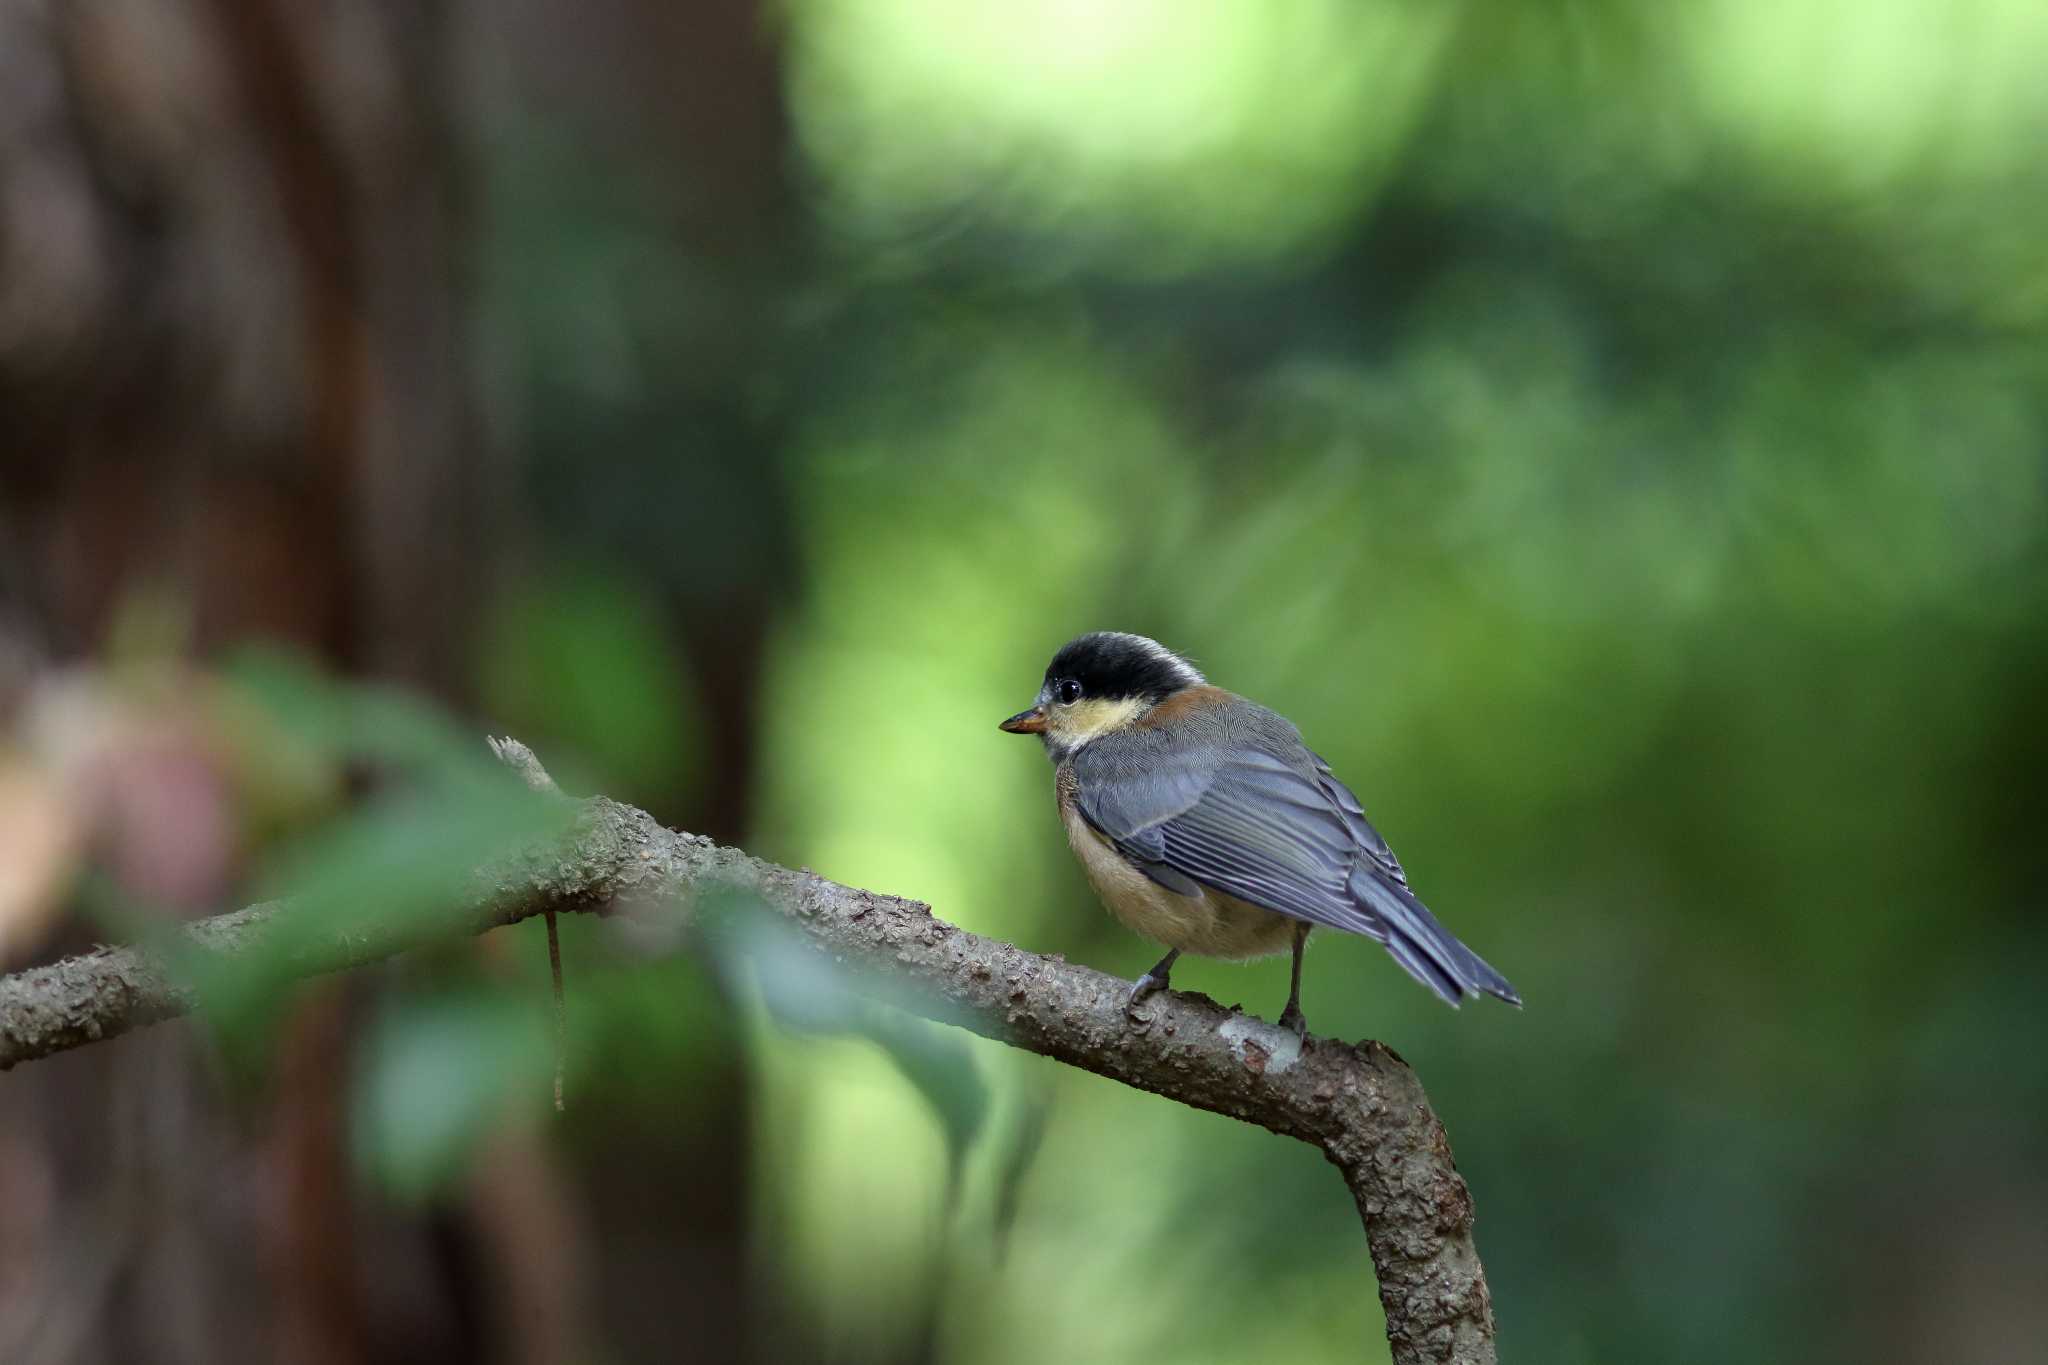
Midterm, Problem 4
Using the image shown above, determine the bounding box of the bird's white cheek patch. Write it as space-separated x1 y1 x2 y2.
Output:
1218 1014 1303 1076
1053 696 1147 748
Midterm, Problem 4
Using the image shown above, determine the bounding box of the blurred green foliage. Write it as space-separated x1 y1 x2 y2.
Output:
356 989 549 1203
758 3 2047 1359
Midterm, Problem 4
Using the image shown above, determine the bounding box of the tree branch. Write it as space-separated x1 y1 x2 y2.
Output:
0 751 1500 1364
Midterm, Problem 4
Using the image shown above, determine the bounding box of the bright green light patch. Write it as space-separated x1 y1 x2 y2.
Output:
751 1034 953 1355
1684 0 2048 189
784 0 1455 272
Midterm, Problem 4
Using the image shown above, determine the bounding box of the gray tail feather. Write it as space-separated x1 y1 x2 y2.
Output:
1351 866 1521 1008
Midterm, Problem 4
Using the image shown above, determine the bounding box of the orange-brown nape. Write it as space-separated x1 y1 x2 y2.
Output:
1133 685 1233 730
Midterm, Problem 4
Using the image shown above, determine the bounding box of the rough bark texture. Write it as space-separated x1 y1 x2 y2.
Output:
0 774 1500 1365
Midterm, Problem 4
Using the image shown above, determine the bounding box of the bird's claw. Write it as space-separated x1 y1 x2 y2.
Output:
1125 971 1168 1017
1277 1002 1307 1039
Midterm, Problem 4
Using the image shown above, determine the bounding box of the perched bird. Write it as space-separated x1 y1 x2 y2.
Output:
1000 632 1518 1035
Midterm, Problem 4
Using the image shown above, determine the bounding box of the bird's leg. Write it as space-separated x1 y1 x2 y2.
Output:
1126 948 1181 1014
1277 921 1310 1037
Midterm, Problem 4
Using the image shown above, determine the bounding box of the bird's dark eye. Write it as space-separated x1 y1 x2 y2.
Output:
1054 678 1083 705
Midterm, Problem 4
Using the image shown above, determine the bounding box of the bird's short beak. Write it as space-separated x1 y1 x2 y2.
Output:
999 707 1047 735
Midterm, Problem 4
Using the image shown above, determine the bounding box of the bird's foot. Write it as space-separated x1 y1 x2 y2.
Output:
1125 950 1181 1023
1276 1001 1307 1039
1125 970 1170 1015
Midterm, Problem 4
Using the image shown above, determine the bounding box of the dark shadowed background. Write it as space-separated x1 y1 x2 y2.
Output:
2 1 2045 1362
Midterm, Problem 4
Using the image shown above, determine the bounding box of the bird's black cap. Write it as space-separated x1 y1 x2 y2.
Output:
1044 632 1204 704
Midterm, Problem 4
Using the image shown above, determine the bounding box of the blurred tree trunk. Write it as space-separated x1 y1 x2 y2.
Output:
0 1 511 1361
0 0 804 1358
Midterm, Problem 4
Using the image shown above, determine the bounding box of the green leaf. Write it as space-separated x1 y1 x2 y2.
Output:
353 991 548 1204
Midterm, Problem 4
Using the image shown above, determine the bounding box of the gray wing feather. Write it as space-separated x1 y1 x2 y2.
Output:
1309 750 1407 887
1073 706 1519 1006
1075 743 1209 897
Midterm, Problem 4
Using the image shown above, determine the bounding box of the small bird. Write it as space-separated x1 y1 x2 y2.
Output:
1000 632 1518 1036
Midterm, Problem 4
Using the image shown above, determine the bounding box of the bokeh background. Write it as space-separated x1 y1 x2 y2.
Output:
3 1 2046 1361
